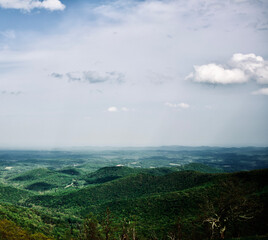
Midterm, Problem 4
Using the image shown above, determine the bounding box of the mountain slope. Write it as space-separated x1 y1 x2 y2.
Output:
0 183 33 204
26 170 217 212
24 169 268 239
7 168 79 191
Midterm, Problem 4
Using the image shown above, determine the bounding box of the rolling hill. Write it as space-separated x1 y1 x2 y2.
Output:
0 164 267 239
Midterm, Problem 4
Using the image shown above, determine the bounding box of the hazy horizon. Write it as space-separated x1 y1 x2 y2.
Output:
0 0 268 148
1 144 268 151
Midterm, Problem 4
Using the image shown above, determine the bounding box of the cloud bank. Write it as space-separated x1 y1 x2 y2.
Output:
187 53 268 85
0 0 65 11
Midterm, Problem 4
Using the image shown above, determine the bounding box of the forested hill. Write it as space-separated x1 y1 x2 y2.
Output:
0 164 267 239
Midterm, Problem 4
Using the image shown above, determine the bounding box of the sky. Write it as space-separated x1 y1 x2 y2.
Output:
0 0 268 148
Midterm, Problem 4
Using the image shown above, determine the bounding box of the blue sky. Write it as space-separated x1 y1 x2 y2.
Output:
0 0 268 148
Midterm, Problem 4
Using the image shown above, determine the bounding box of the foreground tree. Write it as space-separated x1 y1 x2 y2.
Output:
167 218 183 240
81 214 104 240
202 178 263 239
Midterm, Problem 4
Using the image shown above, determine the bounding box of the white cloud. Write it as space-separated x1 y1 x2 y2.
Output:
40 0 64 11
107 106 132 112
187 64 248 84
187 53 268 85
251 88 268 95
107 106 118 112
0 0 65 11
231 53 264 72
165 102 190 109
231 53 268 84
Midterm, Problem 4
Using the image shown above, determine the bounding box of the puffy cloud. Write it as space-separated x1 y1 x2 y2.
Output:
165 102 190 109
107 106 118 112
231 53 264 71
187 53 268 84
187 64 248 84
251 88 268 96
231 53 268 84
121 107 129 112
0 0 65 11
40 0 64 11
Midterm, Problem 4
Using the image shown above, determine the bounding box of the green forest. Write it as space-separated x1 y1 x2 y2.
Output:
0 148 267 239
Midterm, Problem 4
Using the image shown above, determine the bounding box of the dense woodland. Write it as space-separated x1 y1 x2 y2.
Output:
0 148 267 239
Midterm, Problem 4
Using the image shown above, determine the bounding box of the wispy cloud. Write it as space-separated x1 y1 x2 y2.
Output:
52 71 125 84
0 30 16 39
50 72 63 79
1 90 22 96
83 71 124 84
0 0 65 11
66 72 81 82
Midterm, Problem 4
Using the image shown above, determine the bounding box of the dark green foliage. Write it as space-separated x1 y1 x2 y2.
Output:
7 168 79 192
83 166 178 185
25 182 56 191
80 214 104 240
58 168 81 176
178 163 223 173
0 184 33 204
83 164 221 185
11 168 55 182
27 171 215 212
83 166 139 184
22 169 267 239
